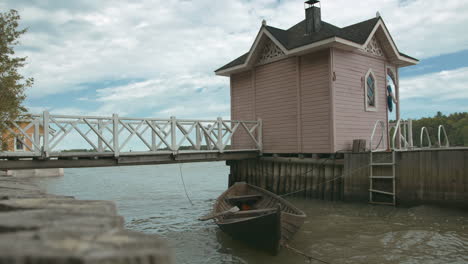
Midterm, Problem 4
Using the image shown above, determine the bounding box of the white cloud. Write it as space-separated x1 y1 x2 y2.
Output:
400 67 468 100
3 0 468 119
398 67 468 118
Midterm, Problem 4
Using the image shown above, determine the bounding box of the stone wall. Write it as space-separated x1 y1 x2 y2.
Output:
0 176 173 263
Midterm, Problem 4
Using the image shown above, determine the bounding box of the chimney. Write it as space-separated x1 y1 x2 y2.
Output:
304 0 321 35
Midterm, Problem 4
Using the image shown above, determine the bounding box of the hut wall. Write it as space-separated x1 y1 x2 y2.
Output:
300 51 331 153
231 71 256 150
230 50 331 153
255 57 299 153
332 48 389 152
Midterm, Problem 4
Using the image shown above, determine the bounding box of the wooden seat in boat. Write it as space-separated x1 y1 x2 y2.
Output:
225 194 263 203
224 208 277 219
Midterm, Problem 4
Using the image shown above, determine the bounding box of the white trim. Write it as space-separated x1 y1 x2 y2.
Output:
364 69 377 112
215 19 418 76
362 20 418 65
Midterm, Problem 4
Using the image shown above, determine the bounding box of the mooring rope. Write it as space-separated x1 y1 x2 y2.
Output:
279 152 392 198
283 243 331 264
178 163 194 206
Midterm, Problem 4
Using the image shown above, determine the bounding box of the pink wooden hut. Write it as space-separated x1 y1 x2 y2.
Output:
215 1 418 154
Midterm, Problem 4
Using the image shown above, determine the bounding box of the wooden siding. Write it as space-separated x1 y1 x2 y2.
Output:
333 49 388 152
300 51 330 153
255 57 298 153
231 47 389 153
231 71 255 149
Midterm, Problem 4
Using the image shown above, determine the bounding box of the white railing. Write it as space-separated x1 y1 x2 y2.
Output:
391 119 412 150
369 120 386 152
438 125 449 148
0 112 262 158
420 127 432 148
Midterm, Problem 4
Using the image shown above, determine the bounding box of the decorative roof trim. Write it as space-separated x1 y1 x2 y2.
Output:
362 20 418 65
215 28 289 76
215 19 418 76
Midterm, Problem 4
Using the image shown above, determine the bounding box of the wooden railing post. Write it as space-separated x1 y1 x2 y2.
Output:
34 118 40 154
195 122 201 150
171 116 177 153
98 119 104 152
217 117 224 151
408 118 413 149
42 111 49 158
151 121 157 152
113 114 119 157
257 118 263 152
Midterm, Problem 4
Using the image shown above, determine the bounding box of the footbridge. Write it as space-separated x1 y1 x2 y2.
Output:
0 112 262 170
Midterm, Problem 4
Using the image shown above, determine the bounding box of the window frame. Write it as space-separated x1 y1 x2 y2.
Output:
365 69 377 112
14 135 25 152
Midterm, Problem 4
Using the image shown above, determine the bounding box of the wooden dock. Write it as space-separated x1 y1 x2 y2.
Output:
228 148 468 209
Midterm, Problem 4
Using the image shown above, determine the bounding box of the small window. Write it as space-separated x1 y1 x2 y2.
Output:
15 136 24 151
365 69 377 111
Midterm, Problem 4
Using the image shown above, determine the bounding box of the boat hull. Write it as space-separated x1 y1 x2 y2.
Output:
210 182 306 254
218 211 281 255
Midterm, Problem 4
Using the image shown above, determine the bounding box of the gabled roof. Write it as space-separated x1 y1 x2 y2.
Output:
215 16 418 76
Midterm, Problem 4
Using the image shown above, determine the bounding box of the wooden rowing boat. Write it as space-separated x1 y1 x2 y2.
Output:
208 182 306 255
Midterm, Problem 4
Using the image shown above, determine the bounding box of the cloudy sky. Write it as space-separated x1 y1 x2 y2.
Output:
2 0 468 120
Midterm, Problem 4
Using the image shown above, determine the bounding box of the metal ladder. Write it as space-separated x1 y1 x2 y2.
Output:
369 150 396 206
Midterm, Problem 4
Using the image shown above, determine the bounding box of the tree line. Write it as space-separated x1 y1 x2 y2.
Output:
409 112 468 147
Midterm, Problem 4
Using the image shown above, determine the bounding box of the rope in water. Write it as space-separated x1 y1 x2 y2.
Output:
283 243 330 264
178 163 194 206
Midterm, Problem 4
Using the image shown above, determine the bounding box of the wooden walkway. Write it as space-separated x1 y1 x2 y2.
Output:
0 112 262 169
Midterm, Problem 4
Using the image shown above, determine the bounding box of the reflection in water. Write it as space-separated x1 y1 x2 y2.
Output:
32 162 468 264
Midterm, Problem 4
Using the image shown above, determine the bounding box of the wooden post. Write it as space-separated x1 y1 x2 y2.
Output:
333 165 341 201
261 161 267 189
171 116 177 153
34 119 40 154
396 67 401 149
408 119 413 148
283 163 290 195
42 111 49 158
257 118 263 152
301 164 307 197
113 114 119 158
312 164 319 199
273 162 279 194
324 165 332 200
289 163 296 196
151 121 157 151
217 117 224 151
306 163 313 199
195 122 201 150
319 165 325 200
98 119 104 152
247 159 252 184
279 162 287 194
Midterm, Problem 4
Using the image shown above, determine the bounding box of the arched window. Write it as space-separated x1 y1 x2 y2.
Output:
365 69 377 111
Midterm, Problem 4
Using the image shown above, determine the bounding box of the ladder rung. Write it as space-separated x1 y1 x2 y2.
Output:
369 189 394 196
371 163 394 166
370 201 395 206
370 176 394 179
